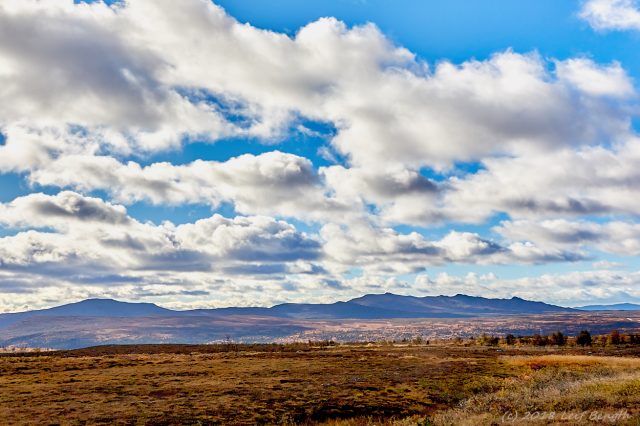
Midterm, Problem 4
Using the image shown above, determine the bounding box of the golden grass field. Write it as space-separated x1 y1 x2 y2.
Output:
1 344 639 425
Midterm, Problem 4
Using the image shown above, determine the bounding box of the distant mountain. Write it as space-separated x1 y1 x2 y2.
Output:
577 303 640 311
0 294 590 349
1 293 573 327
0 299 173 328
259 293 574 319
347 293 572 317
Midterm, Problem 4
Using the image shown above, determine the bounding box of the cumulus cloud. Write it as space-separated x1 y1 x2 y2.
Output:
22 150 350 221
323 166 437 202
0 1 636 169
320 222 583 274
0 192 323 280
0 1 240 152
422 137 640 224
0 1 636 226
580 0 640 31
496 219 640 256
555 58 635 97
175 215 321 263
316 138 640 228
0 191 130 229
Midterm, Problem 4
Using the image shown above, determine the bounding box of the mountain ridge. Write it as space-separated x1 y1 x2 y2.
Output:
0 293 575 327
0 298 175 328
576 303 640 311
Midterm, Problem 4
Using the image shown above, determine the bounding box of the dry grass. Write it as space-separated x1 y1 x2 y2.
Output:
508 354 640 368
1 345 638 425
431 354 640 425
0 345 507 425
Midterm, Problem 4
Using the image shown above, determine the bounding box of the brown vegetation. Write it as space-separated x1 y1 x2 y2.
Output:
0 340 638 425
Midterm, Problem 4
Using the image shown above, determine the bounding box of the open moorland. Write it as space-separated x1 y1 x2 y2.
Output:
1 340 639 425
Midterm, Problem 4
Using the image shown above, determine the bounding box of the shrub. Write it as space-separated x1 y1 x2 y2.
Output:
477 334 500 346
531 334 549 346
518 336 532 345
550 331 566 346
576 330 592 347
628 334 640 344
608 330 623 346
504 334 516 345
594 335 608 347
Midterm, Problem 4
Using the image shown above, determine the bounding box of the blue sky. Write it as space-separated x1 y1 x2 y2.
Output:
0 0 639 310
217 0 639 66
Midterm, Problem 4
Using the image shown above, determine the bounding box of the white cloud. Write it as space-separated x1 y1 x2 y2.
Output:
320 222 583 274
495 219 640 256
322 166 437 205
432 137 640 224
0 0 636 229
0 191 130 229
0 0 635 171
175 215 321 263
23 150 350 221
556 58 635 97
0 1 238 152
580 0 640 31
317 137 640 227
0 191 583 300
0 192 323 277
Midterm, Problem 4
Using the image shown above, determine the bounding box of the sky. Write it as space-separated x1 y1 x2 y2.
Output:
1 0 640 311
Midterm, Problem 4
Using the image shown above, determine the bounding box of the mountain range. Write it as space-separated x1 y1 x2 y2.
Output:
0 293 573 327
2 294 637 350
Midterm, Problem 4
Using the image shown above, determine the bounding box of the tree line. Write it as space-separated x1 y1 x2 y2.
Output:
471 330 640 347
